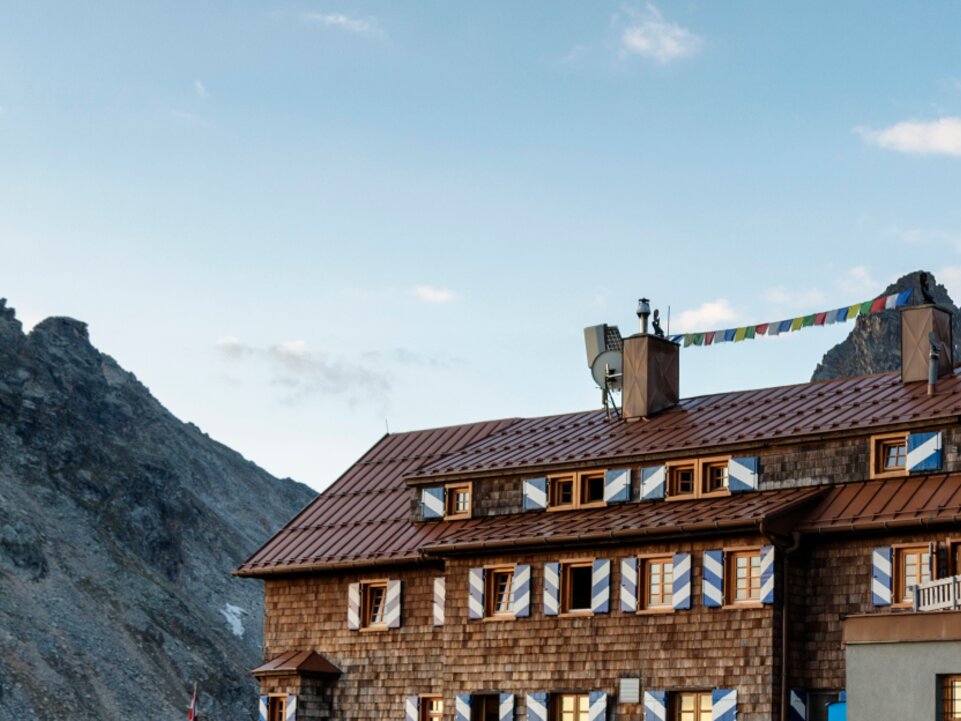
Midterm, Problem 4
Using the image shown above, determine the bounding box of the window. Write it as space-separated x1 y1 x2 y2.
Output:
420 696 443 721
551 693 590 721
894 545 932 605
445 482 472 520
726 549 762 605
666 457 731 499
485 566 515 617
471 694 500 721
548 471 608 510
267 696 286 721
561 561 594 613
361 581 388 628
952 540 961 577
944 676 961 721
672 691 712 721
871 432 908 478
640 556 674 611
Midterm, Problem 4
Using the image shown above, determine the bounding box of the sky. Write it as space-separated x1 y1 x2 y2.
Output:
2 2 961 492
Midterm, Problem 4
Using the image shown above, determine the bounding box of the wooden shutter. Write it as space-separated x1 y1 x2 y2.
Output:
259 696 269 721
523 477 548 510
385 579 402 628
433 577 445 627
641 465 666 500
421 486 445 519
347 583 360 630
592 559 611 613
672 552 691 610
729 456 759 492
588 691 606 720
643 690 667 721
872 547 892 606
512 564 531 617
703 550 724 608
455 694 471 721
499 693 514 721
907 431 942 472
405 696 419 721
285 695 297 721
789 689 807 721
544 562 560 616
468 567 484 619
711 689 737 721
760 545 775 605
620 557 638 612
527 693 548 721
604 468 631 503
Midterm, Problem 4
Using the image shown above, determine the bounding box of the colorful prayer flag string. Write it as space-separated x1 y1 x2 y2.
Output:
669 290 912 348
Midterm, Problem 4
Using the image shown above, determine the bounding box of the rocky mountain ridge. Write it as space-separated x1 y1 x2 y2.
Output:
0 299 315 721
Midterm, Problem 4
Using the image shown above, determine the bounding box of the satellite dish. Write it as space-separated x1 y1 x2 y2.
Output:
591 349 623 392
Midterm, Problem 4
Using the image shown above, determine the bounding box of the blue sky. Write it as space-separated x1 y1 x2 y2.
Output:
3 1 961 491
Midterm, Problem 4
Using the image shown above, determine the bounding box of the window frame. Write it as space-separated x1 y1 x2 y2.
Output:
666 456 732 500
892 543 935 608
943 675 961 721
870 432 909 479
550 692 591 721
638 553 675 614
670 691 713 721
483 565 516 620
419 695 444 721
559 559 595 616
444 481 473 520
267 694 287 721
724 546 763 608
360 579 390 631
547 471 609 511
950 539 961 577
470 693 501 721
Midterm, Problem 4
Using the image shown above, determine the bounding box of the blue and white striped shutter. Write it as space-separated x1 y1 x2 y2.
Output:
760 545 775 605
872 547 892 606
421 486 445 519
641 466 666 500
788 689 807 721
512 564 531 617
285 695 297 721
523 477 548 511
544 562 560 616
385 579 402 628
703 550 724 608
588 691 606 721
643 690 667 721
347 582 360 630
672 552 691 610
620 557 638 612
592 559 611 613
468 568 485 620
907 431 942 472
527 693 548 721
455 694 471 721
604 469 631 503
499 693 514 721
729 457 759 492
258 696 268 721
433 577 445 626
405 696 419 721
711 689 737 721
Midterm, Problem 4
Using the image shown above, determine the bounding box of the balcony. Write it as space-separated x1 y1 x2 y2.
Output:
912 574 961 612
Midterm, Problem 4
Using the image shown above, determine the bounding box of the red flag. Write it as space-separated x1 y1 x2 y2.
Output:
187 683 197 721
870 296 886 313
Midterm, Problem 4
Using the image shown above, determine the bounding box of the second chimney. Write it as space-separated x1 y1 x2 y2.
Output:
622 333 679 421
901 303 953 384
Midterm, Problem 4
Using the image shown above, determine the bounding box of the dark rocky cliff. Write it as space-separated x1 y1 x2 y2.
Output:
0 299 315 721
812 270 961 381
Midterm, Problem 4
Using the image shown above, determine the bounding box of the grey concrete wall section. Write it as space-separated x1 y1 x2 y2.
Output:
847 641 961 721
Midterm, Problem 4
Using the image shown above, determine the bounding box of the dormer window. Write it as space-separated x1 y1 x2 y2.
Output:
550 475 576 509
871 433 908 478
445 482 472 520
547 471 608 510
666 457 731 500
580 472 605 505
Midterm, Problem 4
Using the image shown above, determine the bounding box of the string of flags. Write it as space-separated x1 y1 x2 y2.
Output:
668 290 913 348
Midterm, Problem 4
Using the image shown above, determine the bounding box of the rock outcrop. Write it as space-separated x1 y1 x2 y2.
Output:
0 299 315 721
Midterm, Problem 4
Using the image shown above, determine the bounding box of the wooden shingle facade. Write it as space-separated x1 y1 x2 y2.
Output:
238 305 961 721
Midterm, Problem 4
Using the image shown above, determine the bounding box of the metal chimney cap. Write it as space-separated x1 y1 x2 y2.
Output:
636 298 651 318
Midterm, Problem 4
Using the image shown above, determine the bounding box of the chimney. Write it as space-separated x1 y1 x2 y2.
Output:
900 304 953 384
622 332 679 421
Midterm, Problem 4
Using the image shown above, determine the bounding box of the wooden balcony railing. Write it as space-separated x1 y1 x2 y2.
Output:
913 575 961 612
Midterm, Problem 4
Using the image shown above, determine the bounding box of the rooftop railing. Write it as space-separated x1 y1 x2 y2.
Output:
913 575 961 612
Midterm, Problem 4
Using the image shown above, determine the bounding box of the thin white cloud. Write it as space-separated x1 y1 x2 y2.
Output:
835 266 879 298
937 265 961 304
194 80 209 99
620 4 701 64
763 286 826 310
672 299 737 333
888 225 961 253
856 117 961 157
413 286 458 304
303 12 384 37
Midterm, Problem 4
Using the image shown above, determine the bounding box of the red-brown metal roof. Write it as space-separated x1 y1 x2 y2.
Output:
797 473 961 533
251 650 341 677
411 369 961 479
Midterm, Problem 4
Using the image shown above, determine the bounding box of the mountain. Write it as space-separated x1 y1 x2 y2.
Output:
812 270 961 381
0 300 316 721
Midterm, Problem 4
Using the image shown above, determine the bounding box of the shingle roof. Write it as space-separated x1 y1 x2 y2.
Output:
236 369 961 576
